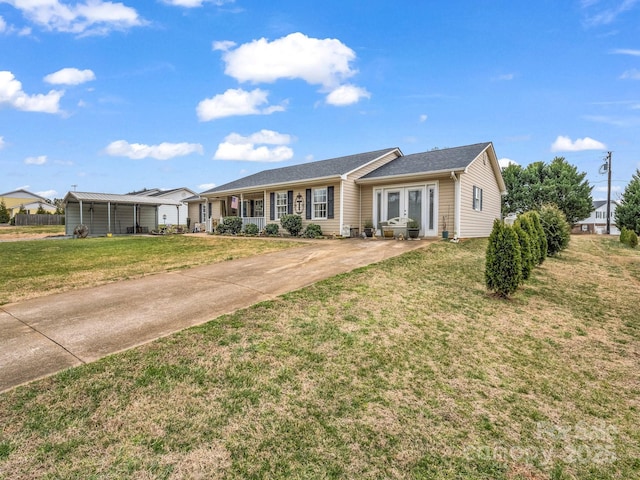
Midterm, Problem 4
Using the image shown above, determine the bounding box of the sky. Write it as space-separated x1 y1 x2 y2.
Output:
1 0 639 202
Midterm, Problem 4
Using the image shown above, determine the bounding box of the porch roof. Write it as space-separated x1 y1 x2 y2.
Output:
64 191 181 206
201 147 399 195
358 142 493 181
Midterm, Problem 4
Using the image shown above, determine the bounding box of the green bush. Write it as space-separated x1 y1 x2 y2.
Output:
627 230 638 248
513 221 534 282
302 223 323 238
485 219 522 297
216 216 243 235
265 223 279 236
524 210 547 265
539 204 570 256
280 214 303 237
517 213 540 267
620 227 630 245
244 223 259 236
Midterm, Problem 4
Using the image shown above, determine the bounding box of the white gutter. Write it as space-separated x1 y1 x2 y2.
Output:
451 171 461 237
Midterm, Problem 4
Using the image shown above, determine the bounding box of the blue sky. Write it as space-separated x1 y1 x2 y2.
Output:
1 0 639 201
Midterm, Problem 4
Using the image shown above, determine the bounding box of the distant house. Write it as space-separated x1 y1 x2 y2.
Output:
0 189 56 217
130 187 196 226
63 191 181 236
572 200 620 235
200 142 506 238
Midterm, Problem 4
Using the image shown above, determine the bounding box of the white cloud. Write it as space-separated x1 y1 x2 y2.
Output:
44 67 95 85
499 158 519 169
24 155 47 165
163 0 234 7
36 189 57 198
3 0 145 36
419 114 428 123
610 48 640 56
213 129 294 162
0 136 5 149
0 15 6 32
212 40 236 51
0 71 63 113
620 69 640 79
220 32 358 89
325 84 370 106
582 0 639 26
493 73 516 81
551 135 607 152
196 87 284 121
105 140 204 160
198 182 216 191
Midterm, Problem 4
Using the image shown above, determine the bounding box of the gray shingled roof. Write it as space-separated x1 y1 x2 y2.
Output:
360 142 492 180
202 148 399 194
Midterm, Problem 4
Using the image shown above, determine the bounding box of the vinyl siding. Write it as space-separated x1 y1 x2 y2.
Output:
459 151 502 238
264 182 342 235
438 178 455 234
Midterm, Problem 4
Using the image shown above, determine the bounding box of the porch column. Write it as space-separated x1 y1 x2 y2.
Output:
133 204 137 234
452 172 461 237
107 201 111 233
79 200 83 225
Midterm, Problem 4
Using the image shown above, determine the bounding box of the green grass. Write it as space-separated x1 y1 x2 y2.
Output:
0 236 638 479
0 225 65 235
0 235 299 304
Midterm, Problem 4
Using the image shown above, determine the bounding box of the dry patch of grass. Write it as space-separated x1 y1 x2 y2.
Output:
0 236 638 479
0 235 300 304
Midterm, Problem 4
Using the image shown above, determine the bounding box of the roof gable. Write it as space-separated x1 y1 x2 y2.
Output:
0 189 49 202
360 143 493 180
202 148 399 194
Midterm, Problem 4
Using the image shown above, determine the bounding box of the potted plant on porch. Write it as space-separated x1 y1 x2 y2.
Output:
407 219 420 239
363 219 374 237
442 215 449 239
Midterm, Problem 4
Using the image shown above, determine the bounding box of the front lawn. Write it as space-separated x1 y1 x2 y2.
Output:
0 236 638 479
0 235 300 304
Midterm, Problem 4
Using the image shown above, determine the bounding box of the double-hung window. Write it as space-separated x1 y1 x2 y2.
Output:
275 192 288 219
313 187 328 219
473 186 483 211
254 199 264 217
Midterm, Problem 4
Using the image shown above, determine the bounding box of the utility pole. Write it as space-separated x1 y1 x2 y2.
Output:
605 152 612 235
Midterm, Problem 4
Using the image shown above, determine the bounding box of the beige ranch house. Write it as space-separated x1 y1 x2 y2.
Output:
196 142 506 239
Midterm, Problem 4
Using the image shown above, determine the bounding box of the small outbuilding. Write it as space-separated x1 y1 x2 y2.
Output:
64 191 182 236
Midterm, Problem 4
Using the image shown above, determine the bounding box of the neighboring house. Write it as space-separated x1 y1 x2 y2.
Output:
64 191 181 236
200 142 506 238
0 189 56 217
130 187 196 226
572 200 620 235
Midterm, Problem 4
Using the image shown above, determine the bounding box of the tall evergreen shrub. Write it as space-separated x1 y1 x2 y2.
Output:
527 210 547 264
485 219 522 297
518 213 541 267
539 204 570 256
513 221 534 281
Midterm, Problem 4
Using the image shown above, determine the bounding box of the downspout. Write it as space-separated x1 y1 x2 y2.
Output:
340 175 346 236
451 172 461 237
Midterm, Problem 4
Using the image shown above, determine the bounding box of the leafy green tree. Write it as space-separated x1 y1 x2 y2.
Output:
0 200 10 223
53 198 65 215
36 204 48 214
539 204 571 256
614 169 640 235
502 157 592 225
485 219 522 297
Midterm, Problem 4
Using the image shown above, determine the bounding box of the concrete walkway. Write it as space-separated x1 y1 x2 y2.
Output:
0 239 426 392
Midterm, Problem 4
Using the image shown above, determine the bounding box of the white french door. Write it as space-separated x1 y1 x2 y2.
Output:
376 183 437 237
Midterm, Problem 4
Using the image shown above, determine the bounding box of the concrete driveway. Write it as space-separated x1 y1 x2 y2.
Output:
0 238 426 393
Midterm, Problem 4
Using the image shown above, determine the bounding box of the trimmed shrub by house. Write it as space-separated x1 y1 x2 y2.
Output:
517 213 541 268
265 223 279 236
280 214 303 237
216 216 243 235
244 223 259 236
620 227 630 245
539 204 570 256
485 219 522 297
626 230 638 249
302 223 323 238
513 221 534 281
